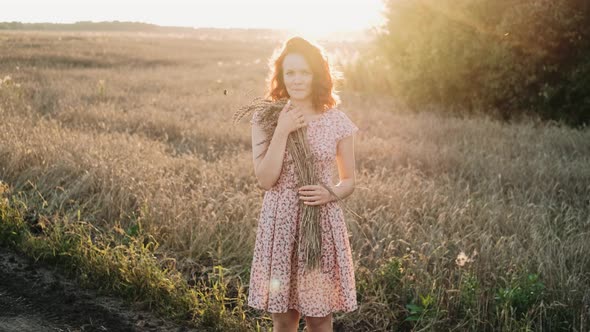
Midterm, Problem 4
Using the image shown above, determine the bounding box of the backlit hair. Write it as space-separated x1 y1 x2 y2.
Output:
266 36 339 112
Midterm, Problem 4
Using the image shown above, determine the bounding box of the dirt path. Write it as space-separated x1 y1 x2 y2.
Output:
0 246 199 332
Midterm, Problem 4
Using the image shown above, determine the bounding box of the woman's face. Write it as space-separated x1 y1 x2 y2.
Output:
282 53 313 102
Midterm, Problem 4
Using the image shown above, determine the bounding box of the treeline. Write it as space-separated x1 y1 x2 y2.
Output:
0 21 287 41
0 21 169 31
346 0 590 127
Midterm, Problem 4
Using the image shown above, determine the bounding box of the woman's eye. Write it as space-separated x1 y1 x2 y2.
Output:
284 70 310 77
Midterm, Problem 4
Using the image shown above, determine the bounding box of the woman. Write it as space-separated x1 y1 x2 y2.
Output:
249 36 359 332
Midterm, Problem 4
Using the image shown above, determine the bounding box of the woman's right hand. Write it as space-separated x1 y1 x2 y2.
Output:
276 100 307 135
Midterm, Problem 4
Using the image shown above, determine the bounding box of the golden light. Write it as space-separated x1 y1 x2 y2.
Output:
2 0 386 40
270 0 387 40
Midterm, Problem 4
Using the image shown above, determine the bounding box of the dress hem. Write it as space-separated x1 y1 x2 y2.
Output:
247 301 358 318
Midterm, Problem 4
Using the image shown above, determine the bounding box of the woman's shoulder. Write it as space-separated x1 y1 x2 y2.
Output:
327 107 354 120
322 106 359 139
325 106 344 116
250 109 263 125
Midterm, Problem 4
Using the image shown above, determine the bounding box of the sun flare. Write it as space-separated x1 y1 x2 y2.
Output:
271 0 386 39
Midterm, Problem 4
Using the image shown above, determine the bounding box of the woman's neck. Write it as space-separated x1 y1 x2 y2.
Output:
290 99 318 115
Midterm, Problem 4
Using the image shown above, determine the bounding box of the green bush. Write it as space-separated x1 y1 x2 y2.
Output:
494 272 545 330
346 0 590 127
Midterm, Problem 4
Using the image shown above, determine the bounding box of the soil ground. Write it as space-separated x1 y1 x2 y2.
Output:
0 246 200 332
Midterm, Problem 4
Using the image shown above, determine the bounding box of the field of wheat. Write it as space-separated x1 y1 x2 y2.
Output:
1 30 589 331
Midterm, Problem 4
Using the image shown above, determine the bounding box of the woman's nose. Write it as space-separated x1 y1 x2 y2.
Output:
293 74 304 83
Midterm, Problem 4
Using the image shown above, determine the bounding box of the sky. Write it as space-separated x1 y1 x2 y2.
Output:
1 0 386 37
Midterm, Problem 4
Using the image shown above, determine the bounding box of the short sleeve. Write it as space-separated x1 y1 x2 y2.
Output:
250 110 262 126
335 110 359 141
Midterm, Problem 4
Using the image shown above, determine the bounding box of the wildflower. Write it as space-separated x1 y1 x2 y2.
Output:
455 250 474 267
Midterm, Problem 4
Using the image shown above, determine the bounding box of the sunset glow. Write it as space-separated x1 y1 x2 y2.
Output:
2 0 386 39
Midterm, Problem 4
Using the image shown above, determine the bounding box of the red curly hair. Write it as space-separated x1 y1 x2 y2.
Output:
266 36 340 112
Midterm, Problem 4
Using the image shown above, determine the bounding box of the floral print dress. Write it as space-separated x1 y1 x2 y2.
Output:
248 107 359 317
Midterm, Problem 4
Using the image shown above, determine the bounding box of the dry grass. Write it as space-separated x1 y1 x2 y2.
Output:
1 31 589 331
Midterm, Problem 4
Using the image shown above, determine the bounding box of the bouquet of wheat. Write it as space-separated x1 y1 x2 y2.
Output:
233 97 346 273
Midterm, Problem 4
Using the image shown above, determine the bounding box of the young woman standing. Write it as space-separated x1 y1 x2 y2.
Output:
249 36 359 332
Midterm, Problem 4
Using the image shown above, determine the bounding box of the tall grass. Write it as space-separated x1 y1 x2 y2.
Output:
1 31 589 331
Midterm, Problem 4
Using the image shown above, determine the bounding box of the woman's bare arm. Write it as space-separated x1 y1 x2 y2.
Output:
251 121 290 191
330 134 357 200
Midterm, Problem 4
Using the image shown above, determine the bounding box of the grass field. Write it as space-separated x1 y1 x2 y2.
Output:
1 30 589 331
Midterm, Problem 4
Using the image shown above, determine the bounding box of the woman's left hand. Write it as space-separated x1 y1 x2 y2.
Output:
298 184 333 206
